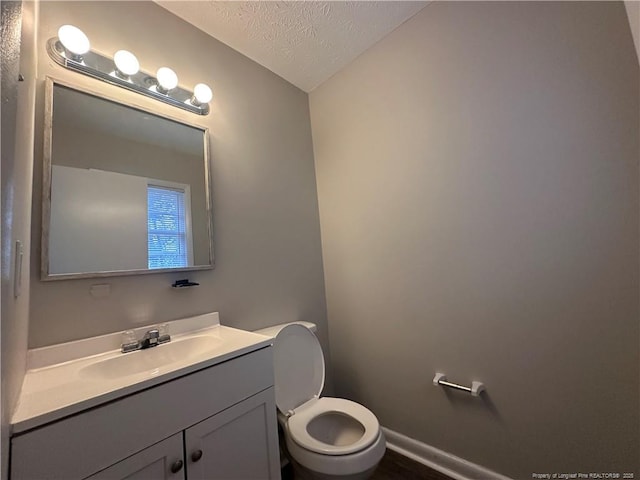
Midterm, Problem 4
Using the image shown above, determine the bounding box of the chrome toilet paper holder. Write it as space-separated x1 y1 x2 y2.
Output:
433 372 485 397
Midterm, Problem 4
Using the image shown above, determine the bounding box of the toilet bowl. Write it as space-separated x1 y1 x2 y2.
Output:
256 323 386 480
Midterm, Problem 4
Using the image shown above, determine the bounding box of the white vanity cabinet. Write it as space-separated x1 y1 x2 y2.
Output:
10 347 281 480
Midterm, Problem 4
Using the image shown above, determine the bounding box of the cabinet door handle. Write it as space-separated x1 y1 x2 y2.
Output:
191 449 203 462
170 459 184 474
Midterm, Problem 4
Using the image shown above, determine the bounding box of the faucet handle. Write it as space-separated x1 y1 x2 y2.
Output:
158 323 171 344
121 330 140 353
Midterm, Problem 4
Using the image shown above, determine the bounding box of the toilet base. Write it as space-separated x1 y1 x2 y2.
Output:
278 421 384 480
289 458 380 480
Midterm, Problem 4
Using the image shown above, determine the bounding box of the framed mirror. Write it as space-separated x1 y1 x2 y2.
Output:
41 77 214 280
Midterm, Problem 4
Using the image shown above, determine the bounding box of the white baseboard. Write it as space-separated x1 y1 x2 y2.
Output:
382 426 512 480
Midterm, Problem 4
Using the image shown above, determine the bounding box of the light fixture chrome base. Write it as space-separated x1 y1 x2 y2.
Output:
47 38 209 116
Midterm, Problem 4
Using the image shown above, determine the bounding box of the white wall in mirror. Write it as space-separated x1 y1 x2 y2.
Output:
50 166 148 273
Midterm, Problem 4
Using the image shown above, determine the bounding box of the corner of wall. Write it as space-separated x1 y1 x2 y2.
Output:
625 1 640 65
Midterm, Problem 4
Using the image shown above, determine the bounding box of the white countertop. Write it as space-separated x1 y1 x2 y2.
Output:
11 312 272 434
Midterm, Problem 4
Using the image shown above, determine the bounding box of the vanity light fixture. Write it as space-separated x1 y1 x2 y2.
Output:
57 25 90 60
156 67 178 93
192 83 213 106
47 25 212 115
113 50 140 79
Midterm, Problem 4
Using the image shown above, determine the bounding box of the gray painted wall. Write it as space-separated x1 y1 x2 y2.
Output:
1 1 37 478
29 1 330 384
310 2 639 478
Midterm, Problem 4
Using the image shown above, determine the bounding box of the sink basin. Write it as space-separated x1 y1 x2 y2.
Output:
80 335 220 380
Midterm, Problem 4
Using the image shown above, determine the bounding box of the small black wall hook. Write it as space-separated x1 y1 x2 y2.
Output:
172 279 200 288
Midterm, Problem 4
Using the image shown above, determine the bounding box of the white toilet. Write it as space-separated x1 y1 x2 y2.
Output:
256 322 386 480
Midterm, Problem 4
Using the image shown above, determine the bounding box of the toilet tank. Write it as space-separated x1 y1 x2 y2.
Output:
254 321 317 339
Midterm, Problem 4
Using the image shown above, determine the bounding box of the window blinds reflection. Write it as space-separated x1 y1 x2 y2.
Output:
147 185 190 269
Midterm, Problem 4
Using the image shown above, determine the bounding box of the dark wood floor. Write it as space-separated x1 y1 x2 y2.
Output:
282 448 453 480
372 448 453 480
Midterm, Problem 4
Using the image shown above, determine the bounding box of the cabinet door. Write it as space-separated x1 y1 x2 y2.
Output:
84 433 185 480
185 388 280 480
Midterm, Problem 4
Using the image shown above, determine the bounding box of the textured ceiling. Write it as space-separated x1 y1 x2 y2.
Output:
155 1 429 92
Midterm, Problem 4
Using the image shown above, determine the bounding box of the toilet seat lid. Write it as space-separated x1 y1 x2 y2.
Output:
273 324 325 413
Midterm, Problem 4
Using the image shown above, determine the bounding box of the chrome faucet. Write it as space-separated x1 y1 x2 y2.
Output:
141 328 160 349
121 327 171 353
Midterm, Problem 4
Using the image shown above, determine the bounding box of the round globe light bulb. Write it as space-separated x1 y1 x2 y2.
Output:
156 67 178 92
193 83 213 104
58 25 90 56
114 50 139 77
